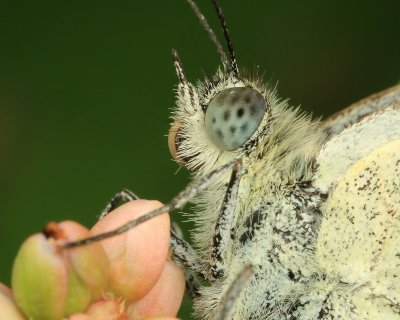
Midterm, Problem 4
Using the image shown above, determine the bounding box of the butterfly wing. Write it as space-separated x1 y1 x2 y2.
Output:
315 139 400 318
312 89 400 317
322 84 400 137
314 104 400 193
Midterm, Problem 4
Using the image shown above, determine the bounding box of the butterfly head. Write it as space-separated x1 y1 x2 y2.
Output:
168 0 321 182
168 50 276 174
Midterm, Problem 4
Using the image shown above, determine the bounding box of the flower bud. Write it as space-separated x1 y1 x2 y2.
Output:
59 221 109 301
91 200 170 302
142 318 179 320
85 297 127 320
11 221 110 320
128 261 185 319
67 313 92 320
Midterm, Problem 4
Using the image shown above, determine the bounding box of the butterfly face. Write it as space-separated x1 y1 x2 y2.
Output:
168 68 276 173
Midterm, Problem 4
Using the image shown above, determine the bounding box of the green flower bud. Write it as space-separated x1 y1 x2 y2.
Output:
12 233 67 320
12 221 110 320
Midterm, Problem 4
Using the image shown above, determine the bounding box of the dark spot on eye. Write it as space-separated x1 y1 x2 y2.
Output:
230 126 236 134
217 129 224 138
223 110 231 121
212 117 216 124
250 104 258 116
237 108 244 118
216 91 228 104
244 95 251 103
288 270 295 280
231 95 240 104
240 123 248 131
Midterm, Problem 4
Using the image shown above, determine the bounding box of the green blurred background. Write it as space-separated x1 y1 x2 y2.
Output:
0 0 399 318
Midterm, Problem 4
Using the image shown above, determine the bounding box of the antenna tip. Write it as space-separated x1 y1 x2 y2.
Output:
171 48 179 60
171 49 187 85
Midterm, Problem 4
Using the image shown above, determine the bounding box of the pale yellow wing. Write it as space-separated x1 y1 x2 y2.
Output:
316 139 400 318
322 84 400 136
314 104 400 193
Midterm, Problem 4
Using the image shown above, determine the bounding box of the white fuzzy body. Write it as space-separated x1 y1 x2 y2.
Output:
171 60 400 319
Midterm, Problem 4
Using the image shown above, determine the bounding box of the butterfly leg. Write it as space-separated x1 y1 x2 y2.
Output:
99 188 140 219
170 224 204 298
210 159 242 279
65 159 242 289
215 265 253 320
98 188 206 296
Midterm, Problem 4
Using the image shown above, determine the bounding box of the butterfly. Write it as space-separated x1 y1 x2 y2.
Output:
165 0 400 319
66 0 400 319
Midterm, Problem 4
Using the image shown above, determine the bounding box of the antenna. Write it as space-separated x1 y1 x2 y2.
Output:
211 0 239 77
185 0 229 68
185 0 239 76
172 48 188 85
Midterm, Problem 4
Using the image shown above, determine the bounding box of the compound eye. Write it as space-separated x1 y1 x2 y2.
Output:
205 87 266 151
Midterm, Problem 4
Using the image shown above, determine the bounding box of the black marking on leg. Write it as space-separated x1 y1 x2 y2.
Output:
184 271 202 298
170 225 205 298
210 160 242 279
170 228 206 279
99 188 139 219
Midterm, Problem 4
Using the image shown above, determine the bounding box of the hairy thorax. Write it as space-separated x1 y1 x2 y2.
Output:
194 156 327 319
